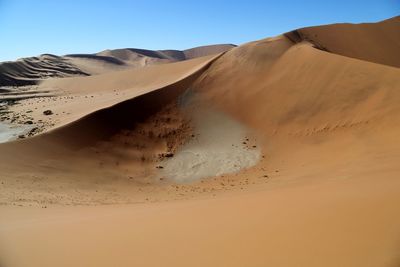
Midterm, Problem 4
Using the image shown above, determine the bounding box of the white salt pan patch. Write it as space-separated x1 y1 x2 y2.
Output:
0 123 31 143
162 107 260 183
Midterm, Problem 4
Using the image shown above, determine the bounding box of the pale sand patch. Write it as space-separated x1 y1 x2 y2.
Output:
0 122 32 143
162 101 260 183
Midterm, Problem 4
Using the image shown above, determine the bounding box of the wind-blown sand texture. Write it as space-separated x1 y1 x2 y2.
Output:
0 16 400 267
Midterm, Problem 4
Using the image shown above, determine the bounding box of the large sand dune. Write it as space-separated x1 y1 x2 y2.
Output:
0 16 400 267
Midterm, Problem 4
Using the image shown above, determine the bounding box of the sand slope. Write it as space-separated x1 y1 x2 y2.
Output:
1 17 400 267
0 54 231 206
0 44 235 86
285 16 400 67
0 54 88 86
68 44 235 74
1 175 400 267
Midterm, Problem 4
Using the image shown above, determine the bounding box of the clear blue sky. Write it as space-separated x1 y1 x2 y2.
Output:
0 0 398 62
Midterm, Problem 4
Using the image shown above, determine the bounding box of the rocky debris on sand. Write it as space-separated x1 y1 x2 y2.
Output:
158 152 174 159
27 127 39 136
43 110 53 115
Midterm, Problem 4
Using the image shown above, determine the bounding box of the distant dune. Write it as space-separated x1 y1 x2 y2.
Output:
0 44 235 86
0 54 88 87
0 17 400 267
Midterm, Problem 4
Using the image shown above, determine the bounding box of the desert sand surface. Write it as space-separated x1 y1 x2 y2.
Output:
1 16 400 267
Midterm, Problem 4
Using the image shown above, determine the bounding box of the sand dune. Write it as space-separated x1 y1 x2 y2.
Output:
0 54 88 87
0 55 224 205
0 44 234 86
285 16 400 67
1 16 400 267
97 44 236 61
71 44 236 74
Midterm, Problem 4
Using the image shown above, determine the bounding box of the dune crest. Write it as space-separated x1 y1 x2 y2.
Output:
285 16 400 67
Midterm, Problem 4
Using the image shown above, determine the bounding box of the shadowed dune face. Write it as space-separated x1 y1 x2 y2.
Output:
44 70 203 148
0 57 213 166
